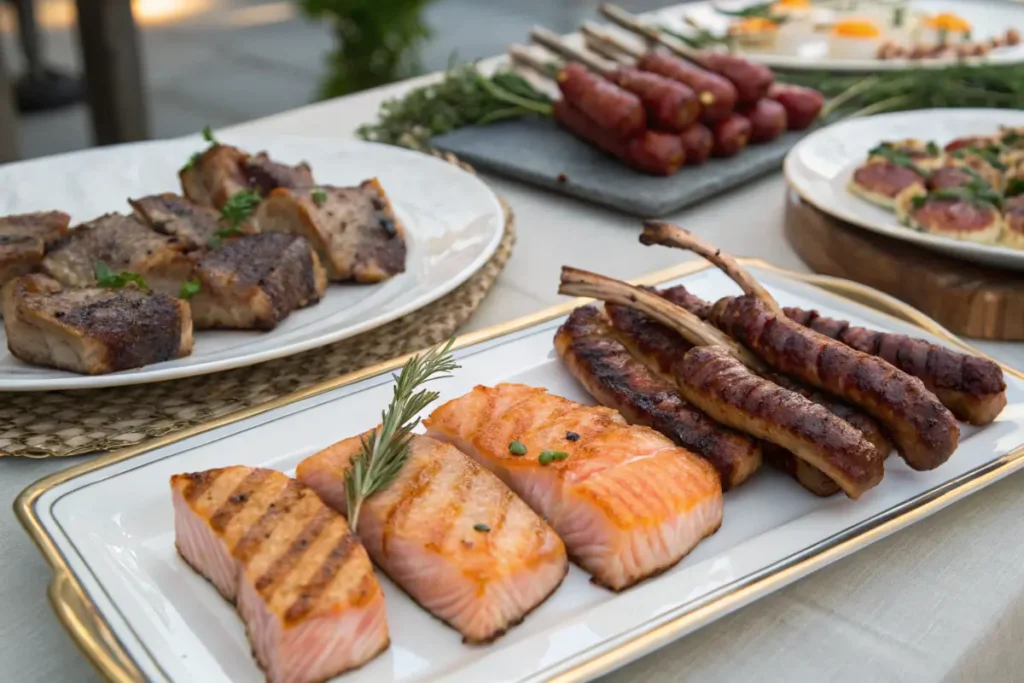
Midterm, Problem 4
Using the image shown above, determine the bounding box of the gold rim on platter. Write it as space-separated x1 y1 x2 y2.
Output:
14 259 1024 683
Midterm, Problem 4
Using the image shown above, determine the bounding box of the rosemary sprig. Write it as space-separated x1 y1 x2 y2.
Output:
345 339 460 529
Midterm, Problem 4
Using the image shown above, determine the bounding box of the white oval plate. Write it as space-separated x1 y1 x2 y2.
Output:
0 134 504 391
656 0 1024 72
784 108 1024 271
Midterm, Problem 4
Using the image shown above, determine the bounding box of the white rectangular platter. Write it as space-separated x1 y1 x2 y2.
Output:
18 261 1024 683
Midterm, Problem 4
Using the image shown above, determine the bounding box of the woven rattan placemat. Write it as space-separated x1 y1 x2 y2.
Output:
0 198 515 458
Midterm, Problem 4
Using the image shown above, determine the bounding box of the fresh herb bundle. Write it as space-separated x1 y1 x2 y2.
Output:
356 63 552 150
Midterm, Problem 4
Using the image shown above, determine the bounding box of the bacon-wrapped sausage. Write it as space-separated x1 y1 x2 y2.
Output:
610 67 701 132
557 63 646 140
695 52 774 106
711 114 752 157
636 52 737 122
679 124 714 166
766 83 823 131
741 98 788 144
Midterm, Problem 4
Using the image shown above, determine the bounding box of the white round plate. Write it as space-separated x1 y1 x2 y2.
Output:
784 108 1024 271
0 134 504 390
658 0 1024 72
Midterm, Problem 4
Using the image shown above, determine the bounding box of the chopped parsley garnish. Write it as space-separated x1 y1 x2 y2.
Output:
538 450 569 465
181 125 219 173
310 188 327 207
911 184 1002 210
179 278 201 300
1006 177 1024 198
508 440 527 456
1002 131 1022 147
951 145 1007 171
925 141 940 156
202 125 217 143
473 523 490 532
208 189 261 246
868 145 921 174
94 261 148 290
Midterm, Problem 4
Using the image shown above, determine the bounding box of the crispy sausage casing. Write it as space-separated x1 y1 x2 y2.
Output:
710 295 960 470
611 68 701 132
674 346 884 499
556 305 762 490
557 63 646 140
783 306 1007 426
636 52 737 122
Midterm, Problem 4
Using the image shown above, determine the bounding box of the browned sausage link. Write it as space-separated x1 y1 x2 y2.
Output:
605 299 857 495
557 63 647 140
766 83 824 131
711 114 751 158
636 52 737 122
742 98 788 144
679 124 714 166
610 67 701 132
555 306 761 490
656 285 893 461
696 52 774 106
552 100 685 175
674 346 883 499
710 295 960 470
783 306 1007 425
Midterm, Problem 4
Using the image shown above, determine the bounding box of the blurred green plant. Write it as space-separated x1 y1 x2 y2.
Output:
299 0 439 98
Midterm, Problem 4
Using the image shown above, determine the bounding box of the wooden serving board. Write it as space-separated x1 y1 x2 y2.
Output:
784 189 1024 341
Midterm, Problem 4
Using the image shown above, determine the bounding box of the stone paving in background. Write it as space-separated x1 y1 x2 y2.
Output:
3 0 670 160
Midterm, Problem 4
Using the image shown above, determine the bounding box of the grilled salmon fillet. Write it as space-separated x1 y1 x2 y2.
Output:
3 274 192 374
555 305 761 491
41 213 193 298
297 433 567 643
188 234 327 330
424 384 723 591
130 193 239 250
0 211 70 288
171 467 390 683
255 179 406 283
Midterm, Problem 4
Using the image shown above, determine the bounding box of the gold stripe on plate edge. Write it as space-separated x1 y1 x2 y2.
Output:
13 258 1024 683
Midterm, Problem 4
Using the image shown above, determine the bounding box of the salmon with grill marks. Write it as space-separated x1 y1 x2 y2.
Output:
423 384 723 591
297 433 567 643
171 466 389 683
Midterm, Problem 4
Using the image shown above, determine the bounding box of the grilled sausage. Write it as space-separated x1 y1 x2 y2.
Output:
696 52 774 106
673 346 884 499
709 295 960 470
783 306 1007 425
553 99 685 175
711 114 752 158
610 67 701 132
741 98 788 144
766 83 824 131
555 305 762 490
557 63 647 140
636 52 737 122
679 124 714 165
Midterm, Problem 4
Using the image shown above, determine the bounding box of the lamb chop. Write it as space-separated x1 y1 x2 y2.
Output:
180 144 315 210
129 193 247 251
0 211 71 287
188 233 327 330
41 213 193 298
255 179 406 283
242 152 314 195
2 274 193 375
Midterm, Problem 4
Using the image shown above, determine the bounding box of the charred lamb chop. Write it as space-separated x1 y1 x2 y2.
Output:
0 211 71 287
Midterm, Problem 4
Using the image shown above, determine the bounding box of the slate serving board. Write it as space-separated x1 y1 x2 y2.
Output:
433 117 806 217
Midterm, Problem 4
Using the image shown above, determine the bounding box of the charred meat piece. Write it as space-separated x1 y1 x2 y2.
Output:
42 213 193 297
189 234 327 331
255 179 406 283
0 211 70 287
180 144 251 209
783 305 1007 425
2 274 193 374
298 434 567 644
243 152 315 196
555 305 762 491
424 384 723 591
129 193 239 250
171 467 390 683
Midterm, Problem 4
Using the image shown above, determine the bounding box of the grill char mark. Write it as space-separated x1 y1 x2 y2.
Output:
284 532 360 624
231 481 308 563
210 468 274 532
254 506 333 598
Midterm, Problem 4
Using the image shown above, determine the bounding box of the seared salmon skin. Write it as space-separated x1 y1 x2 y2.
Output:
423 384 724 591
296 434 568 643
171 466 389 683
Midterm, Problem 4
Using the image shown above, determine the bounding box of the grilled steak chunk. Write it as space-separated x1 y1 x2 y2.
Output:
243 152 315 195
255 179 406 283
0 211 71 287
179 144 251 209
189 234 327 330
2 274 193 374
130 193 238 250
171 466 390 683
42 213 193 297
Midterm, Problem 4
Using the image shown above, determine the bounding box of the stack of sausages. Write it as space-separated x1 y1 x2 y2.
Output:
522 28 824 176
